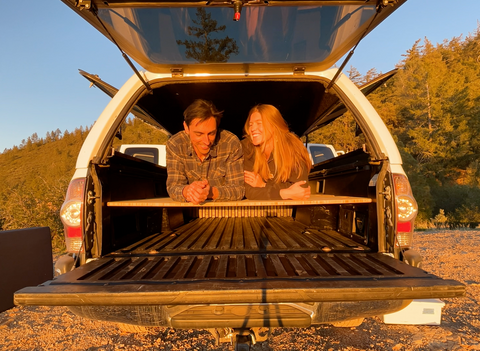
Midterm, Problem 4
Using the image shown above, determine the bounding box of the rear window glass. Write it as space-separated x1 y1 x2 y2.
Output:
123 147 159 164
98 5 375 64
309 145 336 164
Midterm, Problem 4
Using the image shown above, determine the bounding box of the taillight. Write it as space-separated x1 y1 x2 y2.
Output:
60 178 86 253
393 174 418 248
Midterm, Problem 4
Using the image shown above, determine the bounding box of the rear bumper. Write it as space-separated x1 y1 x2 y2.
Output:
66 300 412 328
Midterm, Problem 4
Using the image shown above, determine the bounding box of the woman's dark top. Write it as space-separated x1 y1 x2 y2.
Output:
241 138 310 200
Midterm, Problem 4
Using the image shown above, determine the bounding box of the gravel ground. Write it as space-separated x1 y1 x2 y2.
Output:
1 229 480 351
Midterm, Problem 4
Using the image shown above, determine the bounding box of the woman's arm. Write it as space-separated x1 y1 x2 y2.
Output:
278 161 310 200
244 159 311 200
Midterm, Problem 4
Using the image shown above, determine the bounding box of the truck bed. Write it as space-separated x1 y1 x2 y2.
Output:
15 216 464 306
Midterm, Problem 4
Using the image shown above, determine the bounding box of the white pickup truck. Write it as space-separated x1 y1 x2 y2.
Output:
306 143 345 164
15 1 464 349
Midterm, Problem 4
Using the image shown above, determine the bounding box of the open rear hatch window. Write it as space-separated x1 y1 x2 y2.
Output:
62 0 406 73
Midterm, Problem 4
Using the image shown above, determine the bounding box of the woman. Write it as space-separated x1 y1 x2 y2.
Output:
242 104 311 200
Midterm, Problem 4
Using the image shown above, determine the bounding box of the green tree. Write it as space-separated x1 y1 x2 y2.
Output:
395 38 477 182
347 66 363 86
465 160 480 187
365 32 480 222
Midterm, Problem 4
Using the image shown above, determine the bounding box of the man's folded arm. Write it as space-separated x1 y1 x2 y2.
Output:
166 142 188 202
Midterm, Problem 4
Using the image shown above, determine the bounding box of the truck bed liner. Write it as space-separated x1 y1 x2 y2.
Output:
15 217 465 306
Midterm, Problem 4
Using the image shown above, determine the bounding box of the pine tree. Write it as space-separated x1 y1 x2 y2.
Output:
176 8 239 63
347 66 363 86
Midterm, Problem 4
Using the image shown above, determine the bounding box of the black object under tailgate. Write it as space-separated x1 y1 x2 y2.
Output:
15 217 465 306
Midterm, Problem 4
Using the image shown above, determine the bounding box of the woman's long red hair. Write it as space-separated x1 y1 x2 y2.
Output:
244 104 311 183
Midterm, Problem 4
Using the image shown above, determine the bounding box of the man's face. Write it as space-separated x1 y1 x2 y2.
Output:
184 117 217 159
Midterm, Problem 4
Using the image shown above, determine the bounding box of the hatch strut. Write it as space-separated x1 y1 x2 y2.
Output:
76 1 153 93
326 0 397 92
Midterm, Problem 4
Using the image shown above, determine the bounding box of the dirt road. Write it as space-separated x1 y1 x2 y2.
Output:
1 230 479 350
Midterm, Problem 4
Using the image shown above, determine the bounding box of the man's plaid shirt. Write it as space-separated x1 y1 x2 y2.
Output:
166 129 245 202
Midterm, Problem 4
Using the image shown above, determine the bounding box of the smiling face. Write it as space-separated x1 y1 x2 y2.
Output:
248 111 270 146
184 116 217 159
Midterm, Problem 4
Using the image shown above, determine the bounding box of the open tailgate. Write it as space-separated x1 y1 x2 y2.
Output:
15 253 464 306
15 217 464 306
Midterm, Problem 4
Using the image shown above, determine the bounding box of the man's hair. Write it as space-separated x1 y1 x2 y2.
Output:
183 99 223 126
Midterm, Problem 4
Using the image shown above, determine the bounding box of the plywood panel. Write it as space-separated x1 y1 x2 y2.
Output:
107 194 373 208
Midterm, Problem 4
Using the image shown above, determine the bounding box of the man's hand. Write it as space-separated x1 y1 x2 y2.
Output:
280 181 311 200
208 186 219 200
182 180 210 204
244 171 266 188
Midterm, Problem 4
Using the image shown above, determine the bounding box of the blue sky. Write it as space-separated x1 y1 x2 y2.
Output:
1 1 480 152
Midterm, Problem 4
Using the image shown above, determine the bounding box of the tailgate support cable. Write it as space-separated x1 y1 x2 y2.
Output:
326 0 397 92
77 1 153 93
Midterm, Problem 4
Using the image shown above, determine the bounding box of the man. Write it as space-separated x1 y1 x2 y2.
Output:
166 99 244 204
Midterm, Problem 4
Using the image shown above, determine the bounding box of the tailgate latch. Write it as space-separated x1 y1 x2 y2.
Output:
87 190 100 205
379 185 391 200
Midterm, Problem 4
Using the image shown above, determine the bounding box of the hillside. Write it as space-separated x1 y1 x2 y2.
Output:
0 119 167 252
0 128 90 250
